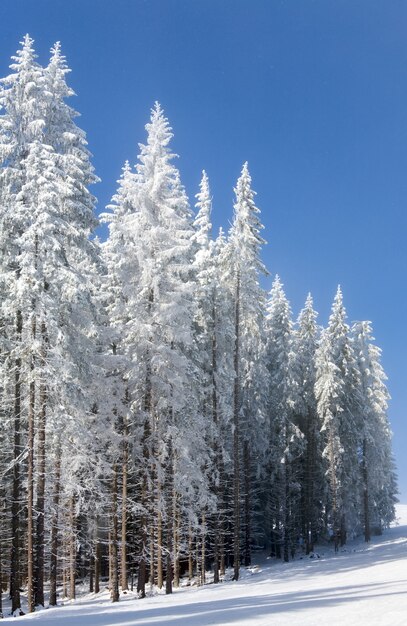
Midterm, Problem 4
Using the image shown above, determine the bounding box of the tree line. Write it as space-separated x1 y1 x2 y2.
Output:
0 37 397 616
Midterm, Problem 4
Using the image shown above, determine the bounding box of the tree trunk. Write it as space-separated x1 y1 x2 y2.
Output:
94 531 101 595
34 322 47 607
188 525 194 583
329 427 338 543
362 439 371 542
165 440 173 595
0 531 2 618
243 440 251 567
121 414 128 591
211 297 220 584
304 411 316 554
110 464 119 602
232 274 241 581
89 553 94 593
149 526 154 593
157 510 163 589
283 457 290 563
69 496 76 600
173 496 180 588
138 317 153 598
201 513 206 585
27 329 36 613
137 415 150 598
10 309 23 616
49 452 61 606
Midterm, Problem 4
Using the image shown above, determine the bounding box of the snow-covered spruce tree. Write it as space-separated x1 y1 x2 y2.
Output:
222 162 268 579
35 41 99 609
315 287 362 545
351 321 397 539
292 294 324 553
104 104 210 597
190 171 215 584
0 35 47 615
101 162 140 601
191 173 234 584
265 276 304 562
0 36 100 612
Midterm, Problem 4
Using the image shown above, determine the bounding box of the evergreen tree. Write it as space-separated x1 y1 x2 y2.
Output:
0 36 99 612
352 321 397 538
223 162 267 579
315 287 361 545
265 276 304 562
293 294 323 552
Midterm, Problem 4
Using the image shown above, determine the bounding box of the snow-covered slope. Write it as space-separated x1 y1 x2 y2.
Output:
5 504 407 626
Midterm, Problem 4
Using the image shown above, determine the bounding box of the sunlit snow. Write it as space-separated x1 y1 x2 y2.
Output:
3 504 406 626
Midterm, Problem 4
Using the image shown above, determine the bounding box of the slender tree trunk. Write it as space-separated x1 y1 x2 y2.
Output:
69 496 76 600
201 512 206 585
10 309 23 616
173 496 180 588
165 440 173 595
211 297 220 584
232 274 241 581
137 416 150 598
94 530 101 595
340 514 346 547
136 441 147 597
304 413 316 554
157 509 163 589
34 322 47 607
138 312 153 598
329 427 338 545
89 553 94 593
283 456 290 563
110 464 119 602
149 526 154 593
0 532 2 619
243 439 251 567
62 567 67 599
62 529 68 599
27 326 36 613
49 451 61 606
219 460 226 577
188 525 193 583
121 413 128 591
362 439 371 542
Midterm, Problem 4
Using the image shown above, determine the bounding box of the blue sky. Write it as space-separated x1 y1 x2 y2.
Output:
1 0 406 501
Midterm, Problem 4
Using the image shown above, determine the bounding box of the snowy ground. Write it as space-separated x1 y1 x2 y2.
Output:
4 504 407 626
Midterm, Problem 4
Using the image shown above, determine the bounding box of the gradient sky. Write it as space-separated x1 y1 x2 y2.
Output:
1 0 406 501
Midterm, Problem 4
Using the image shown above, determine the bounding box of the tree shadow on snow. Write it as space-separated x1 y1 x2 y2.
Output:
17 580 407 626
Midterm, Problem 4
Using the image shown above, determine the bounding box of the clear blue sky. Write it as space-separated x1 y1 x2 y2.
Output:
1 0 406 501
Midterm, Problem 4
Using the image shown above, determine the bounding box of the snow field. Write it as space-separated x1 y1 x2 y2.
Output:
4 504 406 626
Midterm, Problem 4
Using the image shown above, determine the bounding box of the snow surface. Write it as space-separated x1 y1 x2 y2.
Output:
5 504 407 626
